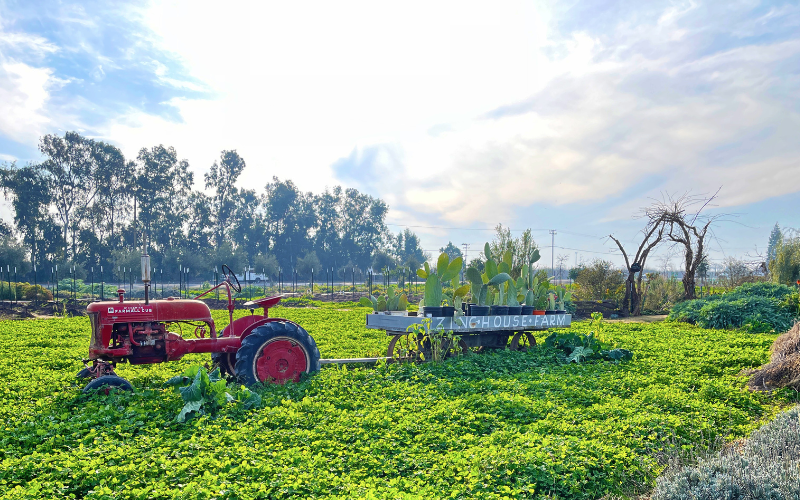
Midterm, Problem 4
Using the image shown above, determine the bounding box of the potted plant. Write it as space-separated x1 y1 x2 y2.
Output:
443 272 470 318
417 253 463 317
521 253 549 315
553 286 571 314
466 243 512 315
385 286 409 315
359 294 386 313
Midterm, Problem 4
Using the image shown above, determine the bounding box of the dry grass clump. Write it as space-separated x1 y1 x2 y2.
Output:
747 321 800 391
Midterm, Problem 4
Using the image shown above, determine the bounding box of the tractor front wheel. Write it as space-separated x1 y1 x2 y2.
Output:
83 375 133 394
235 322 320 386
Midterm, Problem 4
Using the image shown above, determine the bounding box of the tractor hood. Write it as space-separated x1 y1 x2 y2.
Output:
88 299 213 324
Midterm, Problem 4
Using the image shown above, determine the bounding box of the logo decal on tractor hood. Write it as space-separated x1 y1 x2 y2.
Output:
108 306 154 314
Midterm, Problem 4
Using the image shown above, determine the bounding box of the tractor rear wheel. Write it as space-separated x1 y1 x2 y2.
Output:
83 375 133 394
235 322 320 386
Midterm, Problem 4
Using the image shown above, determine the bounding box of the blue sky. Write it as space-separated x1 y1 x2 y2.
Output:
1 0 799 271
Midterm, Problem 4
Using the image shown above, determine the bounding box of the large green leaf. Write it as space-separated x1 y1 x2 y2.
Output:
465 267 482 286
503 250 512 269
531 248 541 264
179 381 203 403
177 400 203 423
485 260 498 280
424 274 442 307
209 379 229 406
441 256 463 282
436 253 450 277
484 242 491 261
487 272 512 287
417 268 428 279
478 285 488 306
498 261 510 274
507 280 520 307
453 284 470 299
567 346 594 364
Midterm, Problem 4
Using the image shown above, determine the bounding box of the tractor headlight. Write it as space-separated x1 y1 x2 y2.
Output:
141 254 151 282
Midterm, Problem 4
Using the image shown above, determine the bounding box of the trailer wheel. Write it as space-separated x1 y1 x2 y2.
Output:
83 375 133 394
509 332 535 351
235 322 320 386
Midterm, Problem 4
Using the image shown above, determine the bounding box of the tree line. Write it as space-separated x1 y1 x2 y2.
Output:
0 132 428 281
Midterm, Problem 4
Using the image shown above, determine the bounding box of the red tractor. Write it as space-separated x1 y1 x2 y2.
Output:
78 263 320 392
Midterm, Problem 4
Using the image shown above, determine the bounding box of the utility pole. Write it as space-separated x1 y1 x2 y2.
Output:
549 230 556 280
461 243 470 283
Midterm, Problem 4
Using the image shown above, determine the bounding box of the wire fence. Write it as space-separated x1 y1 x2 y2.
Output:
0 265 428 308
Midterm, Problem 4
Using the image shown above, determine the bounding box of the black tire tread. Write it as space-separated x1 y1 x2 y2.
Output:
83 375 133 394
234 322 320 386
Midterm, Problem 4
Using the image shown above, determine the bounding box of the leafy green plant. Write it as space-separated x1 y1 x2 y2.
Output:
669 282 798 332
0 304 794 500
406 317 462 363
165 365 261 422
545 329 632 364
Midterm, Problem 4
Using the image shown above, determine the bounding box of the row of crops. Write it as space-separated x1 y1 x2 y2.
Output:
0 302 795 499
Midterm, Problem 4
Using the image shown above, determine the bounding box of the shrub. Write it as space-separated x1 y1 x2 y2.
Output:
769 234 800 285
573 259 625 302
642 275 684 314
668 282 798 332
0 282 53 301
653 405 800 499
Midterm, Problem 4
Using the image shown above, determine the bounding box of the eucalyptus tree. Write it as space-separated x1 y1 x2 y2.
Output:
134 145 194 252
38 132 109 260
205 150 246 248
263 177 315 270
340 188 388 270
0 163 54 264
314 186 344 269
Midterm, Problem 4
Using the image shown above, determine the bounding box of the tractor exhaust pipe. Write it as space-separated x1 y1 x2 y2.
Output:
141 250 151 305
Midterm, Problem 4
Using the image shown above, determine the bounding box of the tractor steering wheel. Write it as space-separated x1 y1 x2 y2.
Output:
221 264 242 293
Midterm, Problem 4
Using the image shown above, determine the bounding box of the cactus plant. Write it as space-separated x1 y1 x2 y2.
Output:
417 253 463 308
466 266 512 307
360 286 409 313
359 294 386 312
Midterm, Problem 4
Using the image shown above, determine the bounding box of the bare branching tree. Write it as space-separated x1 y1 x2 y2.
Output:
609 215 665 316
644 190 726 300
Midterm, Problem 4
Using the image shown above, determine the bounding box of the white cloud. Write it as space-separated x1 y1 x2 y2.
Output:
3 0 797 261
0 61 64 144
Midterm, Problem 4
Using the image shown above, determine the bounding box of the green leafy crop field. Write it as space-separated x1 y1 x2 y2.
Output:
0 304 794 499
